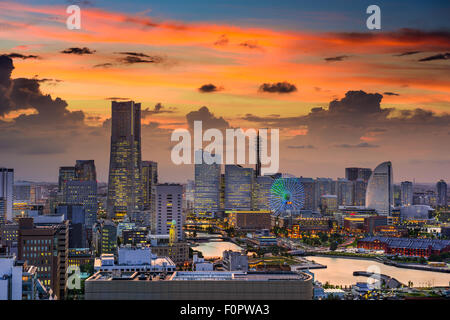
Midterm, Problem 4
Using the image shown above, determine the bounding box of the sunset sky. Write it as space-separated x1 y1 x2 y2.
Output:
0 0 449 183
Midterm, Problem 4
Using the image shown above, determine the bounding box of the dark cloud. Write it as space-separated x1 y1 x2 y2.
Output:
198 84 222 93
418 52 450 62
394 51 421 56
142 103 176 117
186 106 229 131
61 47 96 55
335 142 379 148
383 92 400 96
214 35 229 46
324 55 349 62
259 82 297 94
239 41 263 50
104 97 129 101
93 63 113 68
115 52 151 58
5 53 40 60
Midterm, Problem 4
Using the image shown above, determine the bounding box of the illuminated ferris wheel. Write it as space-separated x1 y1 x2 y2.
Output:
268 174 305 216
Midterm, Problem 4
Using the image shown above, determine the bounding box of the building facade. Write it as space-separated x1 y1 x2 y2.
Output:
365 161 393 216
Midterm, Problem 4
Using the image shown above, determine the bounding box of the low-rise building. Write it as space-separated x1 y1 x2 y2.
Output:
222 250 248 271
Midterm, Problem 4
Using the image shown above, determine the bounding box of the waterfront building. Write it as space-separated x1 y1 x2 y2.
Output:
298 177 315 211
365 161 393 216
227 210 271 230
107 101 143 221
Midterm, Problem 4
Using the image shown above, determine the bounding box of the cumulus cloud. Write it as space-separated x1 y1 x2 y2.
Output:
142 103 176 117
259 82 297 94
186 106 229 131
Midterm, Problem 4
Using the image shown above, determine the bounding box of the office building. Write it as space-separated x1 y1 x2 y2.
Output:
154 184 184 241
437 180 448 207
227 210 271 231
142 161 158 211
222 250 248 271
253 175 273 211
58 166 76 200
149 235 189 265
107 101 143 221
13 182 32 202
401 181 413 206
320 195 338 214
17 217 69 299
65 180 97 228
0 168 14 223
225 165 254 211
194 150 221 216
345 167 372 183
56 204 86 248
74 160 97 182
353 178 367 206
365 161 393 216
298 177 315 211
336 178 353 206
314 178 334 210
93 220 117 255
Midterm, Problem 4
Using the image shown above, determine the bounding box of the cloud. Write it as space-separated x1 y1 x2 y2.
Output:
335 142 379 148
61 47 96 55
259 82 297 94
239 40 263 50
118 55 164 64
186 106 229 131
418 52 450 62
198 84 222 93
394 51 421 56
115 52 151 57
383 92 400 96
93 63 113 68
104 97 129 101
214 34 229 46
142 103 176 117
324 55 349 62
5 53 40 60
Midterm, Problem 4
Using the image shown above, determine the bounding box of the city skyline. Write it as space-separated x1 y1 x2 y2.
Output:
0 1 449 183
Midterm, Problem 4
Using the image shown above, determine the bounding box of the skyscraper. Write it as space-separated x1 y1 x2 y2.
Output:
65 180 98 228
353 178 367 206
142 161 158 211
298 177 315 210
401 181 413 206
314 178 334 210
336 178 353 206
58 166 76 196
194 150 221 216
253 175 274 211
345 167 372 183
437 180 448 207
75 160 97 182
0 168 14 222
107 101 143 221
365 161 393 216
225 165 254 211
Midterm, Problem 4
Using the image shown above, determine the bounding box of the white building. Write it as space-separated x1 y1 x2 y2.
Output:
155 184 184 241
0 168 14 222
193 254 213 271
94 245 176 273
0 255 22 300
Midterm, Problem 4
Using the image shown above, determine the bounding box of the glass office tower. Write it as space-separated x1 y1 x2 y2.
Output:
365 161 393 216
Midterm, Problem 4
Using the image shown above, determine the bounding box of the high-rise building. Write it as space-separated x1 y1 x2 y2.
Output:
299 177 315 211
314 178 334 210
18 217 69 299
365 161 393 216
401 181 413 206
58 166 76 198
75 160 97 182
253 176 274 211
194 150 221 216
107 101 143 221
155 184 184 241
56 204 86 249
13 182 32 202
345 167 372 183
142 161 158 211
0 168 14 223
353 178 367 206
65 180 97 228
437 180 448 207
225 165 254 211
93 220 117 255
336 178 353 206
